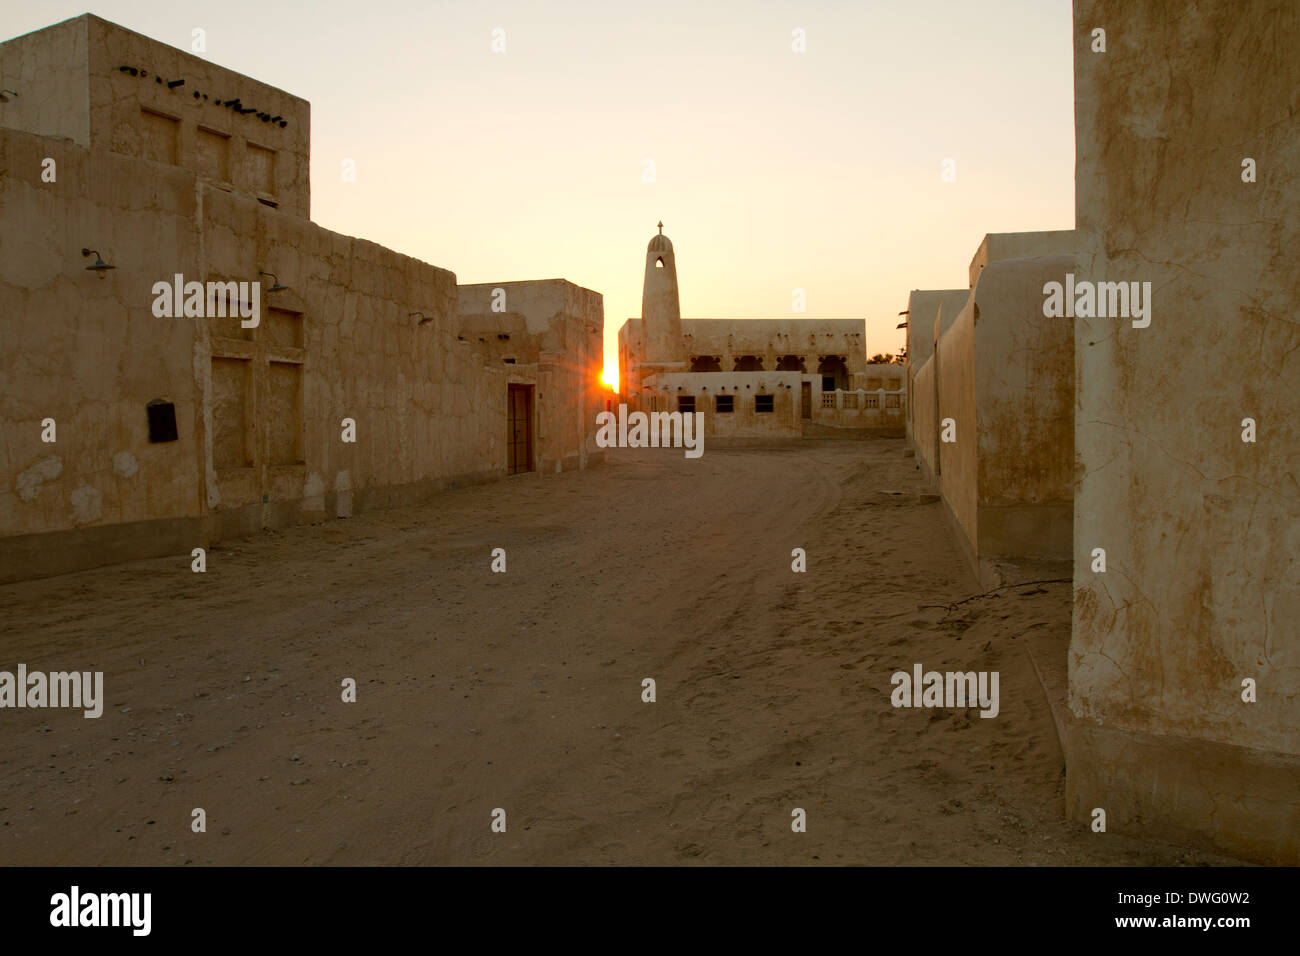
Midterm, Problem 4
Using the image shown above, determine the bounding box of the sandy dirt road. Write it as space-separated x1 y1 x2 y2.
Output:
0 441 1239 865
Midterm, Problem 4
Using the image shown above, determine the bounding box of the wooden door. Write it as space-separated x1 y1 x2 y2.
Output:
801 381 812 419
507 384 533 475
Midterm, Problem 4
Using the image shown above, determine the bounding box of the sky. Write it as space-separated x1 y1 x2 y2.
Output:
1 0 1076 389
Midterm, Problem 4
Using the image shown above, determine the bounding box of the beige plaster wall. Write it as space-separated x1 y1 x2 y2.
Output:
973 255 1074 560
616 318 641 399
908 245 1075 571
911 355 937 478
0 16 91 147
200 186 501 539
643 371 801 440
0 127 203 544
458 280 605 473
904 289 968 371
855 364 904 390
1068 0 1299 862
904 289 968 446
1072 0 1299 753
935 301 978 560
968 230 1075 289
0 14 310 217
0 126 513 580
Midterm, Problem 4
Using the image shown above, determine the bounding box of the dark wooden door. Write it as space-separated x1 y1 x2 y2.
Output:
507 384 533 475
800 381 812 419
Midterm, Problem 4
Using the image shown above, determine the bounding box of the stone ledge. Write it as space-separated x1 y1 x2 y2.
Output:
1064 717 1300 865
0 466 529 582
0 515 204 584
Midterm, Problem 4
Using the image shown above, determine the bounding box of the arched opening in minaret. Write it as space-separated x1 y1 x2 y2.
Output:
655 257 664 268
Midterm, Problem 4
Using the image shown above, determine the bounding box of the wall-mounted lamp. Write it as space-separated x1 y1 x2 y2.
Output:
409 311 434 325
258 270 288 292
0 89 17 103
81 248 115 276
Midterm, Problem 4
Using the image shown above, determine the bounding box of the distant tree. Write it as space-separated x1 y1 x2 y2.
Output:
869 353 892 364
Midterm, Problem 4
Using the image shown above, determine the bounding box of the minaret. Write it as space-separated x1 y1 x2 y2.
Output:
641 221 685 369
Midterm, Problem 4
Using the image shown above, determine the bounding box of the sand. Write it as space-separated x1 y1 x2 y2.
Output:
0 440 1241 865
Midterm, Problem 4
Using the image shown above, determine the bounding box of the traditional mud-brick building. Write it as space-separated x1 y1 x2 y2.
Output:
0 14 605 583
901 2 1298 864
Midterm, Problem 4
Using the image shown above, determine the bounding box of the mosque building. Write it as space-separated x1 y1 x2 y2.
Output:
617 224 904 441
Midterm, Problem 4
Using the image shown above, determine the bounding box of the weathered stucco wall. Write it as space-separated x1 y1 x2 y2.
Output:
904 289 968 371
911 355 937 478
0 127 203 556
0 126 520 581
973 255 1074 560
968 230 1075 289
0 16 91 147
916 247 1075 576
935 300 978 564
458 280 605 473
0 14 310 216
90 15 310 216
616 318 641 399
905 290 969 446
199 185 502 541
1069 0 1300 862
857 364 904 393
644 371 801 440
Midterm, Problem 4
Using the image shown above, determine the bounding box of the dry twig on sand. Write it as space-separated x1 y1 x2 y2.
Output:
917 579 1072 618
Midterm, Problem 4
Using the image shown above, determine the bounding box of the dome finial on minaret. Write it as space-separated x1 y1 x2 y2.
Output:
657 220 663 235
